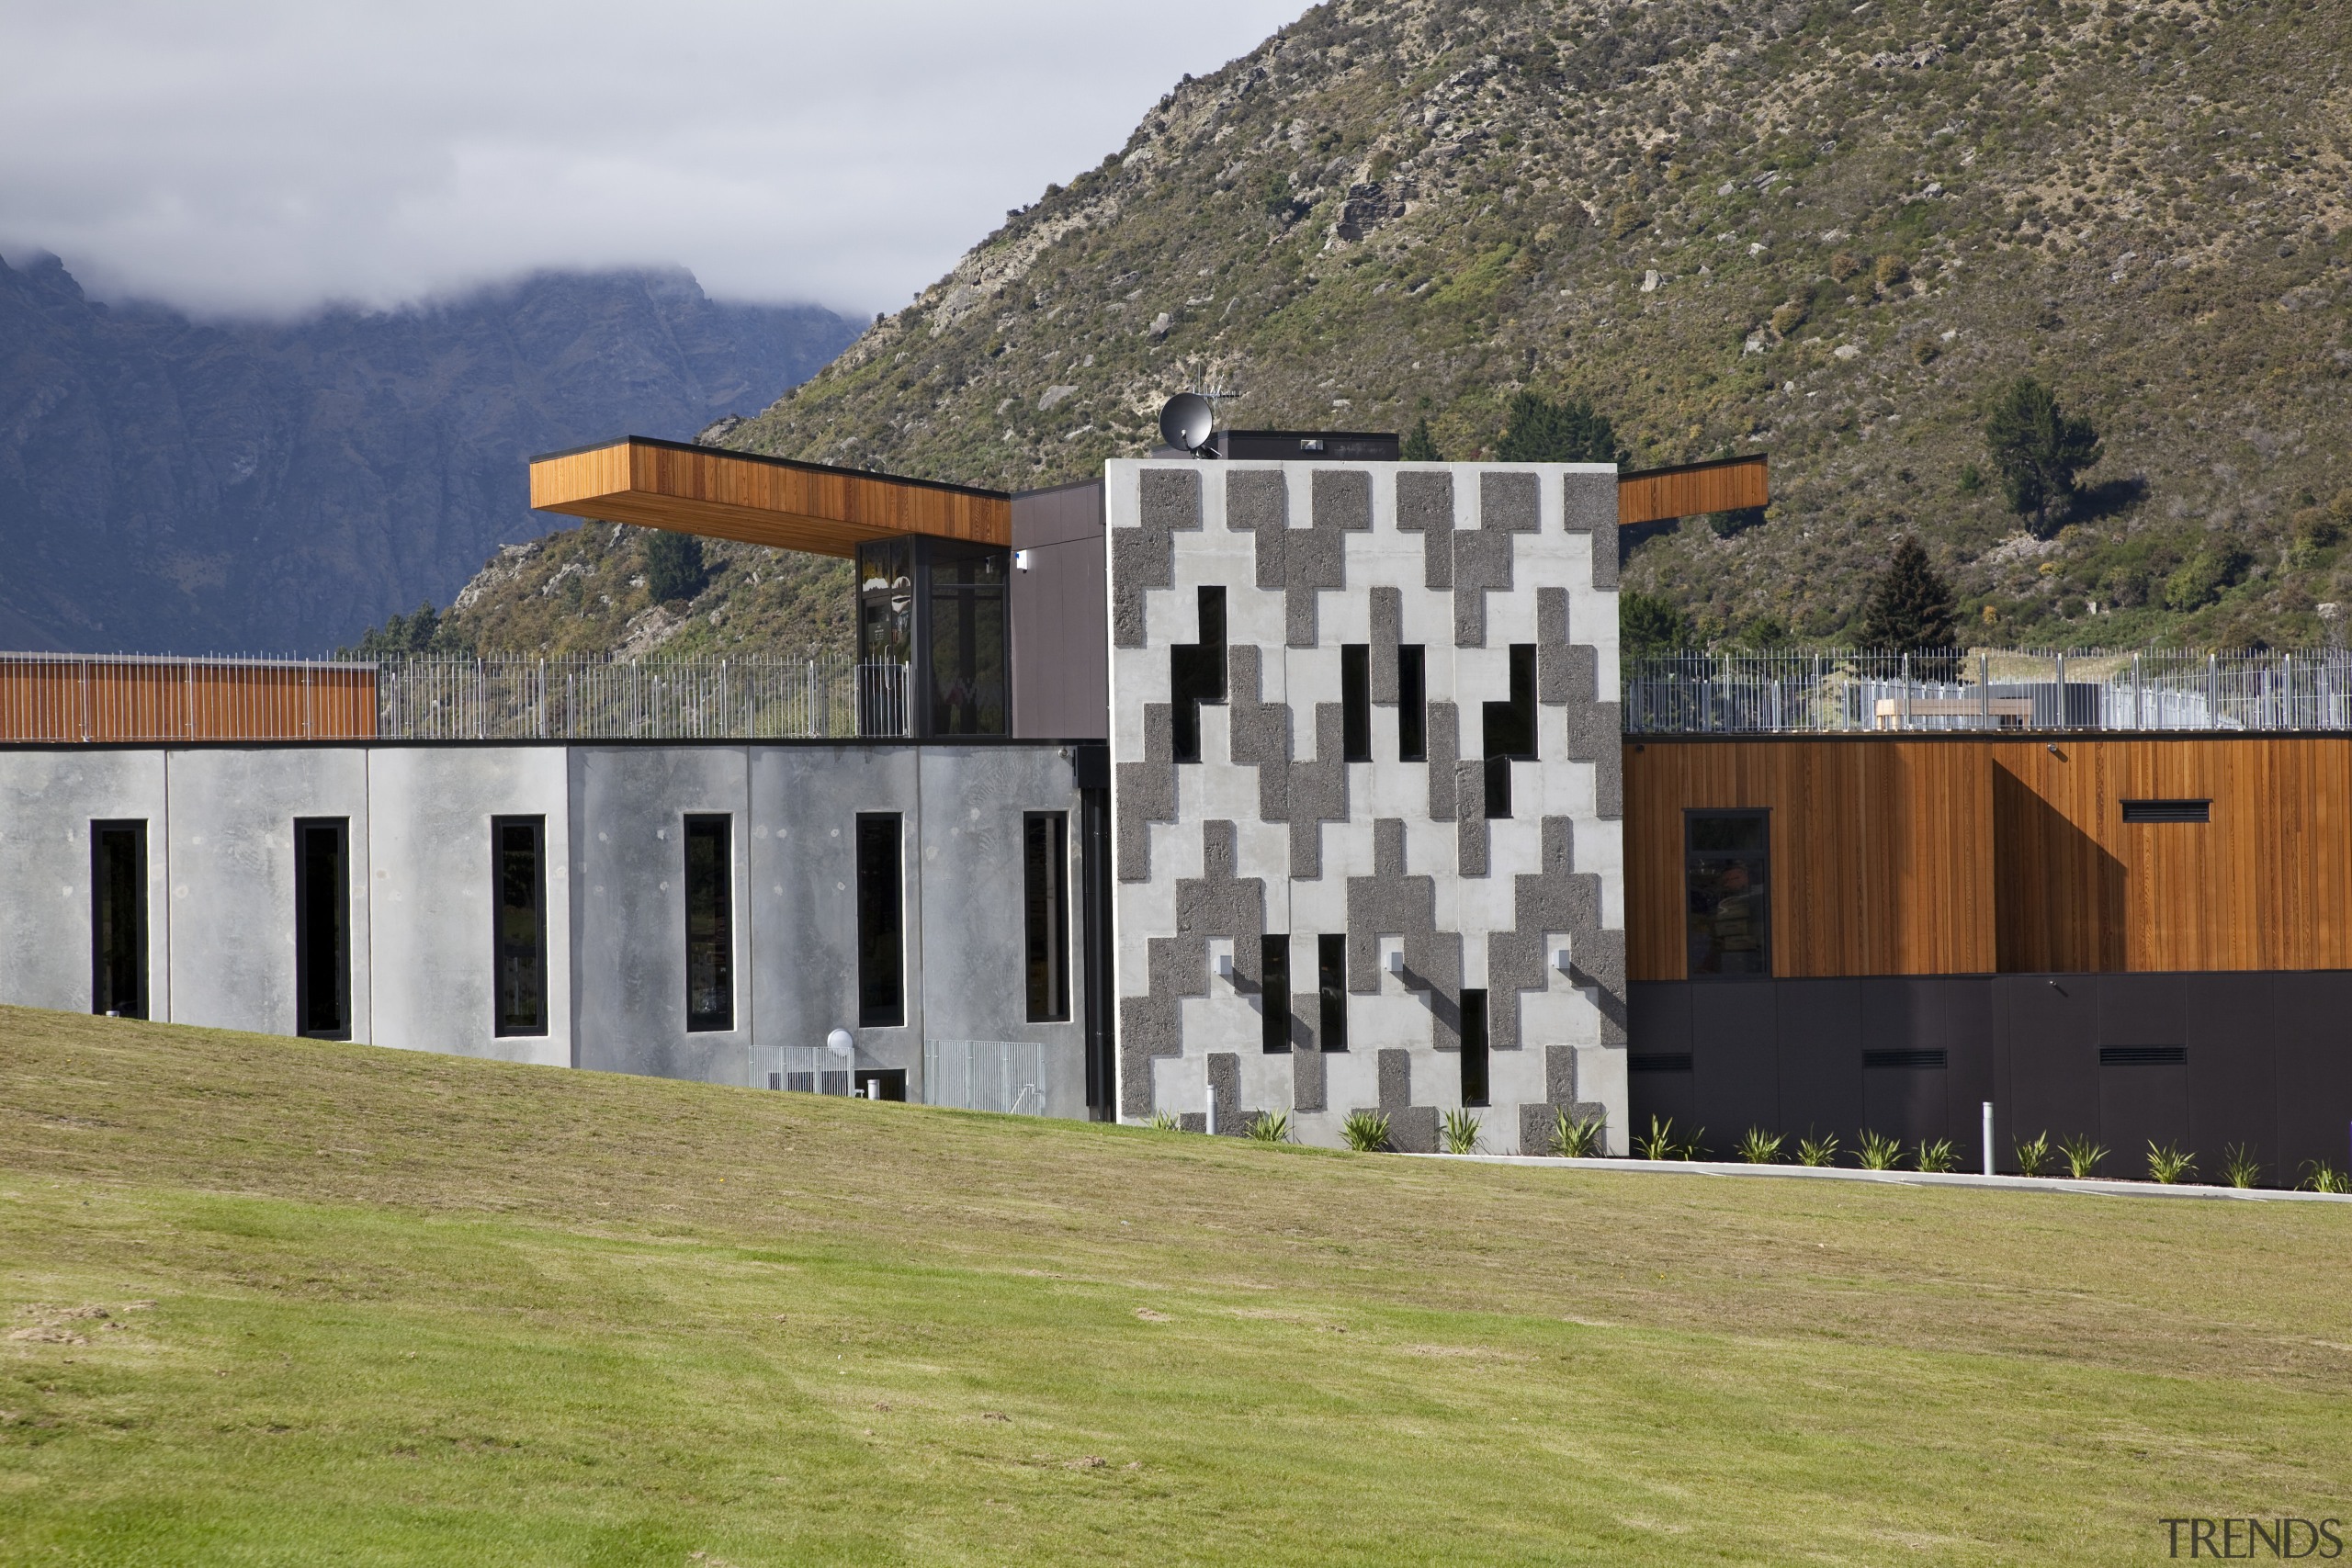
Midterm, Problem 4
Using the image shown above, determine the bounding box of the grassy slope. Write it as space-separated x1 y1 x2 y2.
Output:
447 0 2352 657
2 1008 2347 1564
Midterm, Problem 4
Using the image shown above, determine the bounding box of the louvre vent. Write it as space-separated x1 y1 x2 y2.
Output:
1862 1048 1948 1069
2100 1044 2188 1066
1628 1053 1694 1074
2121 798 2211 824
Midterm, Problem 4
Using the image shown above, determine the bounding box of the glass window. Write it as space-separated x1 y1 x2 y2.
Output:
90 820 147 1020
1460 987 1488 1107
1397 645 1427 762
294 818 351 1038
1023 812 1069 1021
1341 644 1371 761
857 814 905 1027
926 544 1008 736
684 816 733 1032
492 817 547 1037
1170 586 1227 763
1686 810 1770 977
1317 933 1348 1053
1261 934 1290 1054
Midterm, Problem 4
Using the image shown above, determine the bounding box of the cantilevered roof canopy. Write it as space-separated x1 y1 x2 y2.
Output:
1617 453 1770 527
528 435 1012 558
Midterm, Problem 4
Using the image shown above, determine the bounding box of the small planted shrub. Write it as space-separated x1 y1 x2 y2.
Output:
1794 1133 1840 1168
1551 1108 1605 1158
1857 1131 1903 1170
2146 1143 2198 1185
1245 1110 1292 1145
1441 1108 1482 1156
2058 1133 2108 1180
2221 1143 2263 1190
2013 1132 2052 1178
1914 1137 1958 1174
2300 1160 2352 1195
1148 1111 1182 1133
1634 1115 1681 1161
1340 1110 1392 1153
1736 1127 1784 1164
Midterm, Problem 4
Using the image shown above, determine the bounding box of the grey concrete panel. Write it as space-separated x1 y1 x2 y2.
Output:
1450 530 1515 649
1227 645 1293 823
1114 704 1177 883
1454 760 1488 876
1292 1037 1327 1111
1012 482 1108 739
1487 818 1619 1049
368 747 571 1067
1386 1104 1439 1153
1112 468 1202 648
571 745 751 1085
1395 470 1455 589
1343 818 1464 1047
166 747 371 1041
1114 819 1265 1120
1288 705 1350 879
1377 1047 1410 1109
1561 472 1620 590
913 746 1091 1119
1480 471 1542 533
0 750 168 1018
1369 587 1402 705
1227 469 1289 590
1208 1051 1241 1132
1425 703 1460 822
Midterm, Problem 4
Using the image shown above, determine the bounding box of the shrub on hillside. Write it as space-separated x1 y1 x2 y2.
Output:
644 531 707 605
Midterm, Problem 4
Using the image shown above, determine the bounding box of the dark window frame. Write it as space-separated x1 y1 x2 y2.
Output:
1261 933 1292 1054
1340 644 1372 761
1023 811 1070 1022
684 814 735 1032
1481 643 1537 818
856 812 907 1028
293 817 352 1039
1460 987 1489 1107
492 815 548 1038
1317 933 1348 1053
90 819 148 1021
1397 644 1427 762
1684 808 1771 980
1170 586 1227 763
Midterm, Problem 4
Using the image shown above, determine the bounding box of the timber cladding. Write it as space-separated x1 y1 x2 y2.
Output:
1626 734 2352 980
528 436 1012 557
1615 454 1769 527
0 657 377 742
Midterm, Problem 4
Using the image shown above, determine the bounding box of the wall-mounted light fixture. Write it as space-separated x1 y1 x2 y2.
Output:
1013 549 1032 571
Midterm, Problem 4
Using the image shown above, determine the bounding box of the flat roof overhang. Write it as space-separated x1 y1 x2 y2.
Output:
527 435 1012 558
1617 453 1769 527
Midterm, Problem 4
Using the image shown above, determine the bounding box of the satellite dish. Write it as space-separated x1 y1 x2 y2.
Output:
826 1028 854 1057
1159 392 1214 454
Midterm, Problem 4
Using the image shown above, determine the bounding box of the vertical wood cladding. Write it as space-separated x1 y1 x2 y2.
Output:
1626 735 2352 979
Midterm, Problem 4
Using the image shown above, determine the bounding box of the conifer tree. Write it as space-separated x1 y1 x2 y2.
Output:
1861 536 1957 652
1984 376 2102 534
1497 390 1627 465
1400 416 1442 461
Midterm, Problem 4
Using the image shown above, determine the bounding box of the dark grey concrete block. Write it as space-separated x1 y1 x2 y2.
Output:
1292 1039 1327 1111
1378 1047 1411 1109
1387 1105 1440 1153
1426 702 1460 822
1396 470 1454 589
1113 468 1202 648
1561 471 1620 591
1370 586 1402 705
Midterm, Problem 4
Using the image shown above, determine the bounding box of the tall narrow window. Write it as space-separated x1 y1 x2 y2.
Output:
1686 810 1770 977
1397 645 1427 762
1023 812 1069 1021
1261 934 1291 1054
1170 586 1227 763
1482 643 1537 819
925 543 1010 736
90 819 147 1020
856 813 905 1027
492 817 547 1037
684 815 733 1032
1460 987 1489 1107
294 818 350 1039
1317 933 1348 1053
1340 644 1372 761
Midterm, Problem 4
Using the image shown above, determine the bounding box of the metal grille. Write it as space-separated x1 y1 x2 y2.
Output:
922 1039 1046 1115
377 653 910 740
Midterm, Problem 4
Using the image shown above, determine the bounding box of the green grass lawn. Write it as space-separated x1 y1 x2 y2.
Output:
2 1010 2347 1565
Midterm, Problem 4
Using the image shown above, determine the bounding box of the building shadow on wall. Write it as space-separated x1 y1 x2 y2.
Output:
1994 762 2125 973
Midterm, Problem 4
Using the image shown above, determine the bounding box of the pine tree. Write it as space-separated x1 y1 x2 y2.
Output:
1497 390 1627 465
1620 590 1692 654
1984 377 2102 535
643 530 707 604
1400 416 1442 461
1861 536 1957 652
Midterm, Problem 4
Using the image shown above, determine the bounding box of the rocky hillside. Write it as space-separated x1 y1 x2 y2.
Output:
0 257 856 653
447 0 2352 654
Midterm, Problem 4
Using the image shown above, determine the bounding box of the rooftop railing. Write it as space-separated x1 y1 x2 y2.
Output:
1623 649 2352 735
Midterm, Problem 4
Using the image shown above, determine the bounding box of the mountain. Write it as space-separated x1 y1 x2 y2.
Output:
445 0 2352 655
0 255 858 653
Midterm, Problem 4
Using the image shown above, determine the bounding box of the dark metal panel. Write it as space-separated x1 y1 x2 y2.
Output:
1774 978 1861 1143
2184 972 2276 1180
2272 972 2352 1178
1010 482 1107 739
1921 977 1995 1164
1999 973 2099 1148
1691 981 1777 1156
2096 972 2187 1049
2098 1060 2189 1172
1627 982 1697 1144
1860 976 1948 1147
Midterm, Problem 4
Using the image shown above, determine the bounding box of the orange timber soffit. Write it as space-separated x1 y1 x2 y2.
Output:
526 435 1012 558
1617 453 1769 527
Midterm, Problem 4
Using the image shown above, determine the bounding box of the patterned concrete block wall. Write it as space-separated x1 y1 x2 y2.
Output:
1105 458 1628 1154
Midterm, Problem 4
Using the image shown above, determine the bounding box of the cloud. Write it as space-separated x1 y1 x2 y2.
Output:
0 0 1305 319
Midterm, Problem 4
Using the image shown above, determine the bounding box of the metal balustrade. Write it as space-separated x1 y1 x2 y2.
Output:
1623 649 2352 735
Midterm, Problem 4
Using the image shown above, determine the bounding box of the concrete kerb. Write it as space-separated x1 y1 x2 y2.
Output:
1408 1154 2352 1204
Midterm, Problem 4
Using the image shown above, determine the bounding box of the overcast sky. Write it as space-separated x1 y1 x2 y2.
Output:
0 0 1304 321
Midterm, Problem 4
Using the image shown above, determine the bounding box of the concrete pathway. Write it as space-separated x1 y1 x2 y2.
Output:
1414 1153 2352 1204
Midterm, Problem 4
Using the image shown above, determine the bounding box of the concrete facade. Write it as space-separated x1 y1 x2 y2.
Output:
0 740 1089 1109
1103 458 1630 1152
